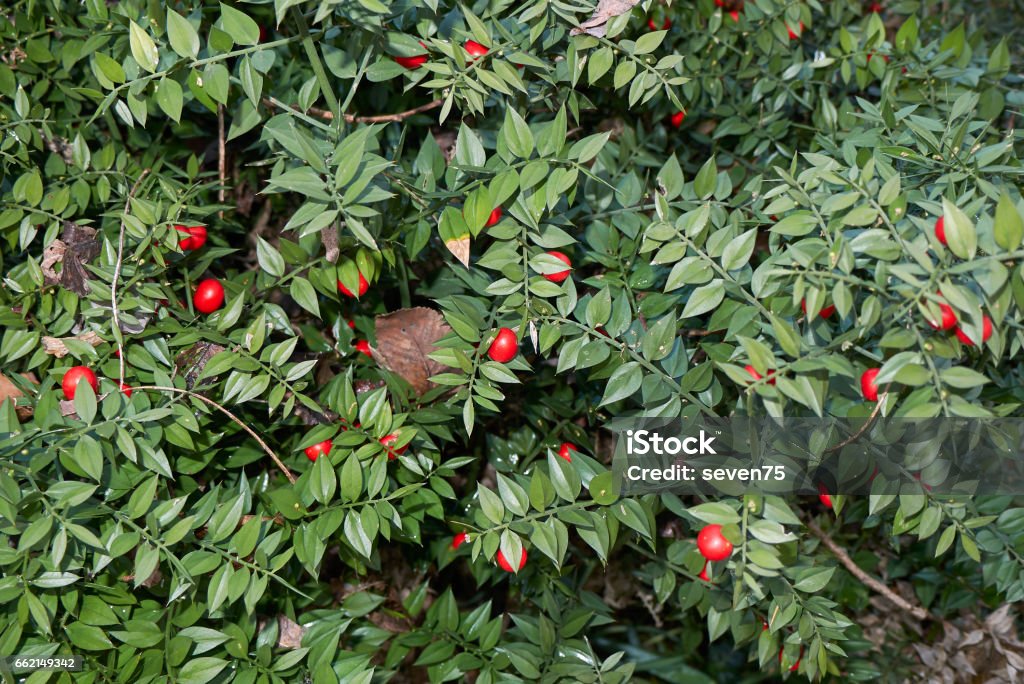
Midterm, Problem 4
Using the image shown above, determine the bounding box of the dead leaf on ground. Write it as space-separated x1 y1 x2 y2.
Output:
175 341 227 389
373 308 452 395
277 615 306 649
320 224 340 263
41 221 100 296
445 236 470 267
570 0 641 37
0 372 38 421
432 128 457 163
41 331 104 358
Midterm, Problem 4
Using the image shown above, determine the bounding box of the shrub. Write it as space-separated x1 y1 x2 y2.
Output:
1 0 1023 681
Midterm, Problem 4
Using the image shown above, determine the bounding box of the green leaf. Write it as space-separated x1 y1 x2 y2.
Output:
634 31 666 55
256 237 286 276
680 280 725 319
942 198 976 260
167 10 200 59
502 108 534 159
793 567 835 593
694 156 717 199
155 77 183 122
219 3 261 45
290 276 320 318
600 362 643 406
129 21 159 73
478 485 506 525
994 192 1024 251
178 657 229 684
689 502 740 525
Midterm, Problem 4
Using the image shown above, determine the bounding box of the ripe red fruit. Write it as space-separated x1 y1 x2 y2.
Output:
860 368 880 402
451 532 469 550
120 382 133 398
380 433 407 460
786 21 804 40
868 1 883 11
557 442 577 462
817 482 832 509
194 278 225 314
337 273 369 298
496 548 527 572
393 42 429 70
779 647 802 671
935 217 947 247
542 251 572 283
347 319 356 329
487 328 518 363
485 207 502 227
955 315 993 346
354 340 372 358
648 17 671 30
669 111 686 128
696 524 733 561
174 224 207 251
304 440 332 462
464 40 488 58
744 364 776 385
698 561 710 582
927 301 957 331
62 366 98 400
801 299 836 319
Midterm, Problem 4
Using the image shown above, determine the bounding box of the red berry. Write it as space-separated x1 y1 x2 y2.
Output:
194 278 225 314
669 111 686 128
744 364 776 385
801 299 835 319
347 319 356 329
729 9 741 21
542 251 572 283
487 328 518 363
868 1 883 11
927 301 957 331
817 482 832 509
464 40 488 58
354 339 372 358
557 442 577 461
485 207 502 227
258 25 270 43
394 43 429 69
496 548 527 572
451 532 469 549
934 216 946 245
380 433 407 460
175 224 207 251
62 366 98 400
696 524 733 561
779 647 803 671
304 440 332 462
120 382 133 398
648 17 671 30
786 21 804 40
698 561 710 582
860 368 880 402
955 315 993 346
337 273 369 298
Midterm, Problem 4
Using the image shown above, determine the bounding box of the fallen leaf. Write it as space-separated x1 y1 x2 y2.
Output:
41 331 104 358
445 236 470 267
175 341 227 389
320 224 339 263
277 615 306 649
0 372 38 421
570 0 642 37
41 222 100 296
373 308 452 395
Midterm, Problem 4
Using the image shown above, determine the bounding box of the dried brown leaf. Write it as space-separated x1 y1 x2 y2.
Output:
41 222 100 296
373 308 452 395
0 372 37 421
445 236 470 267
277 615 306 649
41 331 104 358
570 0 641 37
175 341 227 389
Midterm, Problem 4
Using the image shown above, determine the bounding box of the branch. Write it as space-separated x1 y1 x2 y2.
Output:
825 384 889 453
112 169 150 389
805 518 935 622
130 385 297 484
217 104 226 220
263 97 443 123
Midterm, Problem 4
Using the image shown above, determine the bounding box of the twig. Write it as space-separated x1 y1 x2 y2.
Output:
112 168 150 389
262 97 443 123
130 385 297 484
217 104 226 219
825 385 889 453
805 518 934 622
